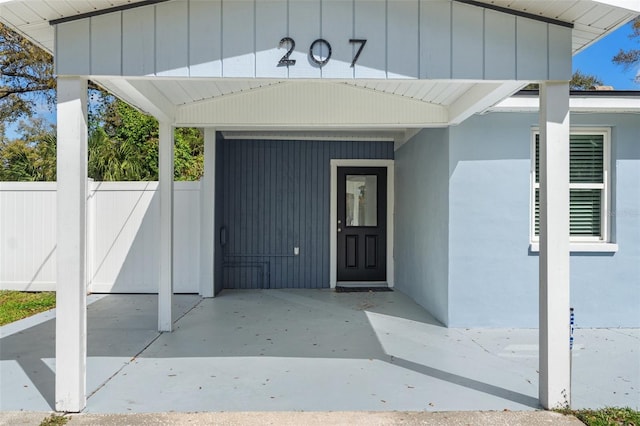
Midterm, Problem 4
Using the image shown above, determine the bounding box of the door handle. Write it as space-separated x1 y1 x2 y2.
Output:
337 228 342 233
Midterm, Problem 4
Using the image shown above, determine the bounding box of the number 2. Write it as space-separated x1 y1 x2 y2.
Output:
278 37 296 66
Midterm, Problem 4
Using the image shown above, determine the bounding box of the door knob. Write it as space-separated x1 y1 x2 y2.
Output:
337 228 342 232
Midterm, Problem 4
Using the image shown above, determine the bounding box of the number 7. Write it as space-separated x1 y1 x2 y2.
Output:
349 39 367 67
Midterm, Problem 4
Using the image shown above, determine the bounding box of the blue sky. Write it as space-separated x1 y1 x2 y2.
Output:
3 19 639 141
573 20 640 90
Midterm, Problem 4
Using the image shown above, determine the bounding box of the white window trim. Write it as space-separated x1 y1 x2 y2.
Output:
529 242 618 253
530 127 614 251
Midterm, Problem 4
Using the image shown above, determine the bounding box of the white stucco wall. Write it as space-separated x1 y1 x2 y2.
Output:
447 113 539 327
394 128 450 326
394 111 639 328
447 112 640 327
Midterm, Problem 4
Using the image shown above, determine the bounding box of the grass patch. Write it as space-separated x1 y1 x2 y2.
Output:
556 407 640 426
39 414 69 426
0 290 56 326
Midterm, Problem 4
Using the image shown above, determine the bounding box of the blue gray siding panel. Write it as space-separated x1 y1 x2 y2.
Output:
218 138 394 289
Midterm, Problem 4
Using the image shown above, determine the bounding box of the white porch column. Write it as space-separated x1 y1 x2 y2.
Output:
55 77 88 412
199 128 216 297
158 122 174 332
538 81 571 409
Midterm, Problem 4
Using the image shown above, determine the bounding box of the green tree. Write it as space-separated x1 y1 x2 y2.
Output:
570 70 603 90
0 118 56 181
1 22 204 182
174 127 204 181
88 128 146 181
0 122 6 144
102 100 160 180
0 22 55 123
91 99 204 181
612 16 640 81
0 140 39 181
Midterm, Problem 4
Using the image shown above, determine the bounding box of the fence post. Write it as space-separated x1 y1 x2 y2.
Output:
86 179 96 293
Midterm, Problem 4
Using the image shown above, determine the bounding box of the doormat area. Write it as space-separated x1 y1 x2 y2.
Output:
335 286 393 293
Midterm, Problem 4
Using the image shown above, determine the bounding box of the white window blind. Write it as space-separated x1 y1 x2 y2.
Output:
533 129 610 242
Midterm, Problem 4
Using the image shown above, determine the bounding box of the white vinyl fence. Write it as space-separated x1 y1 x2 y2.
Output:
0 181 201 293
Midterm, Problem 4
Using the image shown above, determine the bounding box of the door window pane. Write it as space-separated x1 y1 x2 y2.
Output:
346 175 377 226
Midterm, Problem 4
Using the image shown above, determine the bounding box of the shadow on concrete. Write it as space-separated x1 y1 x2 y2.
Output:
0 294 199 410
1 290 540 411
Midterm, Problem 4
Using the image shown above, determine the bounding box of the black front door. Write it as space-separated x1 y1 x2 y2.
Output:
337 167 387 282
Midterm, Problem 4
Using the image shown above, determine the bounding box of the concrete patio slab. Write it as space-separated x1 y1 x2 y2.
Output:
0 294 201 412
1 289 638 414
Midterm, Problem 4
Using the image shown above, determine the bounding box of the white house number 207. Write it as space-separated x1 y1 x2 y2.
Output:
278 37 367 67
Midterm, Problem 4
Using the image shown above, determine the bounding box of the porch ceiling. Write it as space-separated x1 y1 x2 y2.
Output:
1 0 638 54
94 77 526 136
102 79 479 109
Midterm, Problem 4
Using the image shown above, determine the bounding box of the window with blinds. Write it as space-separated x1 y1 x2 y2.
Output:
532 129 610 242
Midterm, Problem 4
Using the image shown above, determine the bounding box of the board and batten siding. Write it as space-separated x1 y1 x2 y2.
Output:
218 138 394 290
55 0 571 81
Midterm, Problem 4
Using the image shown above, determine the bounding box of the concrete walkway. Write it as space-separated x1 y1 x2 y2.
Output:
1 410 585 426
1 290 638 415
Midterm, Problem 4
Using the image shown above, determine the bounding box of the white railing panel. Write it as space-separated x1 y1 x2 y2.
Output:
0 183 57 291
0 181 200 293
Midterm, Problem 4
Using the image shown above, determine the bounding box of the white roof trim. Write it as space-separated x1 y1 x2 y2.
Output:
593 0 640 12
489 94 640 113
1 0 637 56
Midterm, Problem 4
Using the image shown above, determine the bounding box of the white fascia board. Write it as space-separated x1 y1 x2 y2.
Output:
592 0 640 12
490 95 640 113
569 96 640 112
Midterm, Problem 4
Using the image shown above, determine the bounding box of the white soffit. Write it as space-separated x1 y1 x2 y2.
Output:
0 0 145 51
481 0 640 52
0 0 638 55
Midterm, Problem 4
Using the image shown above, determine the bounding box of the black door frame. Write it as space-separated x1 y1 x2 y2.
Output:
330 159 394 288
337 166 387 282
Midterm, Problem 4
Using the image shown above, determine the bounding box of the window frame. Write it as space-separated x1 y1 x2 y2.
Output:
530 127 611 245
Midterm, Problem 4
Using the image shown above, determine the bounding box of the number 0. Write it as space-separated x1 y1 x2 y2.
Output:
309 39 332 66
